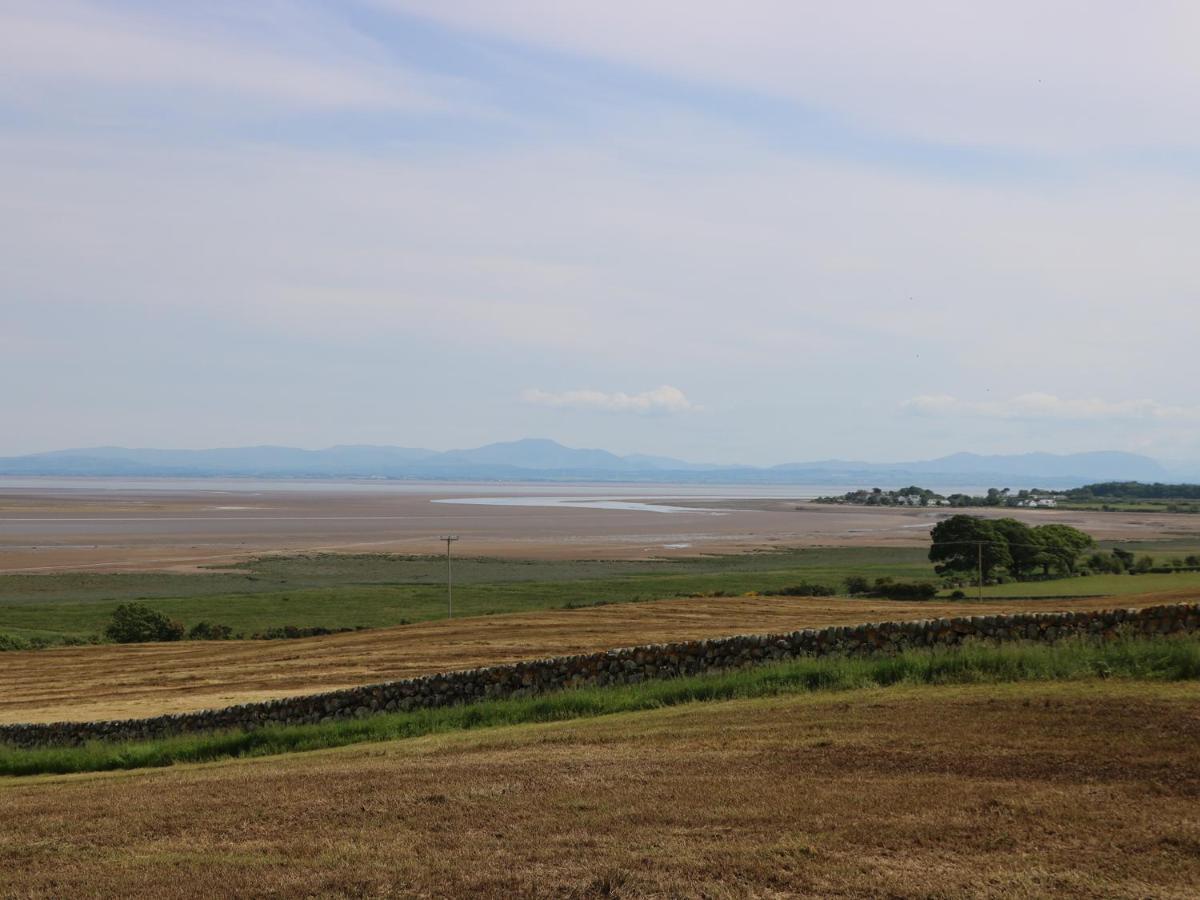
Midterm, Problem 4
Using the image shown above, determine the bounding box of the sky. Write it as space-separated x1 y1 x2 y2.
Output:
3 1 1199 465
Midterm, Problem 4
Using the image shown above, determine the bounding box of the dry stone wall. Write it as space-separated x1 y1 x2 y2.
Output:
3 602 1198 749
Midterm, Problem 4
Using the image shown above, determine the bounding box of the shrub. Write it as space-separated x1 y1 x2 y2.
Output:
187 621 234 641
1134 555 1155 574
949 589 967 600
843 575 871 595
1087 552 1124 574
872 581 939 601
763 582 836 597
104 603 184 643
252 625 357 640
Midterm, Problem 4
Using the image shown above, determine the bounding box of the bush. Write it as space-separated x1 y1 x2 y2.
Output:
104 603 184 643
1087 552 1124 574
949 589 967 600
187 621 235 641
252 625 358 640
843 575 871 595
872 581 939 601
763 582 836 597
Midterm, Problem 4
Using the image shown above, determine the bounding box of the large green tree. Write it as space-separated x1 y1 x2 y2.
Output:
992 518 1040 579
1029 524 1094 575
929 515 1012 581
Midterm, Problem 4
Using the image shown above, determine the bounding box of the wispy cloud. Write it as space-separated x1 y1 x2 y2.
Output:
0 1 451 112
521 386 699 414
379 0 1200 154
903 393 1200 422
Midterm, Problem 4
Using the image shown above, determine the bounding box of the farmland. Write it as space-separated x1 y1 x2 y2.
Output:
7 543 1200 647
0 547 937 644
3 489 1200 898
3 592 1168 724
967 570 1200 598
3 678 1198 897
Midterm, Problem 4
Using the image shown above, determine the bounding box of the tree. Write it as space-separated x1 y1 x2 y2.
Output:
1086 551 1123 574
1112 547 1135 571
992 518 1039 579
104 603 184 643
1135 554 1155 573
187 621 234 641
929 515 1012 582
843 575 870 595
1030 524 1094 575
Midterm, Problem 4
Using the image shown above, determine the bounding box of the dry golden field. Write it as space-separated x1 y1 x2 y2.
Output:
1 592 1188 725
3 679 1198 898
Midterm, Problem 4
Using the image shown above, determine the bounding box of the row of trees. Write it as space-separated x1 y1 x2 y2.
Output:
928 515 1094 582
103 603 361 644
1067 481 1200 500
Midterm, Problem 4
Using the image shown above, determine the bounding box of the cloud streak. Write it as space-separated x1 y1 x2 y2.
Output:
380 0 1200 153
903 393 1200 422
522 386 699 414
0 1 452 112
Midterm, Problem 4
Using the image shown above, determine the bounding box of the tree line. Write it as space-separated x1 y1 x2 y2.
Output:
1065 481 1200 500
929 515 1093 582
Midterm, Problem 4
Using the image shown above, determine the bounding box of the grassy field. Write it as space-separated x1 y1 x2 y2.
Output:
4 633 1197 776
3 676 1197 896
5 545 1200 645
0 548 936 643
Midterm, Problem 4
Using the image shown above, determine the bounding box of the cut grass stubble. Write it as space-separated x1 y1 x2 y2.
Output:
5 633 1199 778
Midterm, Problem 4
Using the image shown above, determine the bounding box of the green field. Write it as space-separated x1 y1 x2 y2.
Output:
0 548 935 644
7 543 1199 648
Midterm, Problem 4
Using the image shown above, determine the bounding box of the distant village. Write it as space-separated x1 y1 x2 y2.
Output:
814 486 1064 509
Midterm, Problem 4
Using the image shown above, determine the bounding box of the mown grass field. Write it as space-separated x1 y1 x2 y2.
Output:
3 675 1197 897
0 548 937 642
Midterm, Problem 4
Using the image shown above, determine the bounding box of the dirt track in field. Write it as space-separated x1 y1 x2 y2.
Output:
2 591 1190 725
3 681 1198 897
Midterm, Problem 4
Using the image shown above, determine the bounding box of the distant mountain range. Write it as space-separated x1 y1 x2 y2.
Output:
0 439 1190 487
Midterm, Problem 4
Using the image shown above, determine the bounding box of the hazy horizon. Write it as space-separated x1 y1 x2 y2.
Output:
4 3 1199 465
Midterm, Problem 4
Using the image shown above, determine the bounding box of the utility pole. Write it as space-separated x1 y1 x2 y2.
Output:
977 541 984 602
439 535 459 619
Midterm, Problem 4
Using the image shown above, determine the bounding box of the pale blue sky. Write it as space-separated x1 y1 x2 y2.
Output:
3 1 1199 464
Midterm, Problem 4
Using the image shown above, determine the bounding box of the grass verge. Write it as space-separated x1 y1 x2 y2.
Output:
4 634 1198 778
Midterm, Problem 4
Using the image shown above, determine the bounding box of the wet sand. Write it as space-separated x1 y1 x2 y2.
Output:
1 481 1197 573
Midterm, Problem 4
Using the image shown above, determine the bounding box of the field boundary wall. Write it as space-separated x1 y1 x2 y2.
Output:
3 602 1197 749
